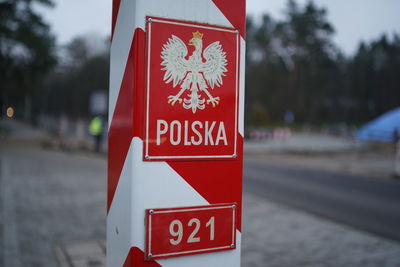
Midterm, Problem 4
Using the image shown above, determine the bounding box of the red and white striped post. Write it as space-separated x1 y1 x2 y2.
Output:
108 1 245 266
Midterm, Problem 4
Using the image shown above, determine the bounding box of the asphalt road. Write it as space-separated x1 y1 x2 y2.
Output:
244 156 400 242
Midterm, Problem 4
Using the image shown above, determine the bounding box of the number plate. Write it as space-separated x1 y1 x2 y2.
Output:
145 203 237 260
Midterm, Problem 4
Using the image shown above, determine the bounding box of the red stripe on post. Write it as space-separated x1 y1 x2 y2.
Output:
167 135 244 231
108 28 146 212
123 247 161 267
212 0 246 38
111 0 122 40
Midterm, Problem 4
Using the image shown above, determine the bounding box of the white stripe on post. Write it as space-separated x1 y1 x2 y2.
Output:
108 0 136 125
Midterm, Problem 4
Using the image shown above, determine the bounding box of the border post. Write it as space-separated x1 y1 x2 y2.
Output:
108 1 246 266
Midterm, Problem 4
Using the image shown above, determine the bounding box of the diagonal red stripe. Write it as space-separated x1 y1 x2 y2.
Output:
108 28 146 212
167 135 244 231
123 247 161 267
111 0 122 40
212 0 246 38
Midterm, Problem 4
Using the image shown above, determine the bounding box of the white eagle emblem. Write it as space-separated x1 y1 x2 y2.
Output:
161 31 227 113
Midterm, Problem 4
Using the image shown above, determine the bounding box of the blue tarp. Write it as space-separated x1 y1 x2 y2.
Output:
357 107 400 143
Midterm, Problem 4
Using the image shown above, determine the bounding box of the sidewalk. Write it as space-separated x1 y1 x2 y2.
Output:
0 118 49 141
0 117 107 154
245 133 396 179
244 133 360 154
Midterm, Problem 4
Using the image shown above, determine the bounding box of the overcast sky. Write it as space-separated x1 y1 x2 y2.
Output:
38 0 400 56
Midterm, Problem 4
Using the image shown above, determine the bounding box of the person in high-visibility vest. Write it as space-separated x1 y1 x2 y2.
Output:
89 116 103 153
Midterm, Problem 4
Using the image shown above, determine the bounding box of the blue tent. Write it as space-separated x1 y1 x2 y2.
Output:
357 107 400 143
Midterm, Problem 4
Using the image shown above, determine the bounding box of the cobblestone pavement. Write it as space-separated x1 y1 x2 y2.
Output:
1 122 400 266
0 141 106 267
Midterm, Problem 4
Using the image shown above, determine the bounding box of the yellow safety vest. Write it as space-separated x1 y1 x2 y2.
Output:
89 117 103 136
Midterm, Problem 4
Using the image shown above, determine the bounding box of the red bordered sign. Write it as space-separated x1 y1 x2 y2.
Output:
145 204 237 260
144 17 240 161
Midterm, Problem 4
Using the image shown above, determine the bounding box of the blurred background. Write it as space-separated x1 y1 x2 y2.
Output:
1 0 400 266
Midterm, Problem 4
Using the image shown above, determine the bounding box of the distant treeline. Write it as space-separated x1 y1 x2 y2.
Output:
2 0 399 126
36 36 110 119
0 0 110 121
0 0 56 120
246 0 400 125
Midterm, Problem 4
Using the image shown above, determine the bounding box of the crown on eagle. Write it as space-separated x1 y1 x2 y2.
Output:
192 31 203 40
